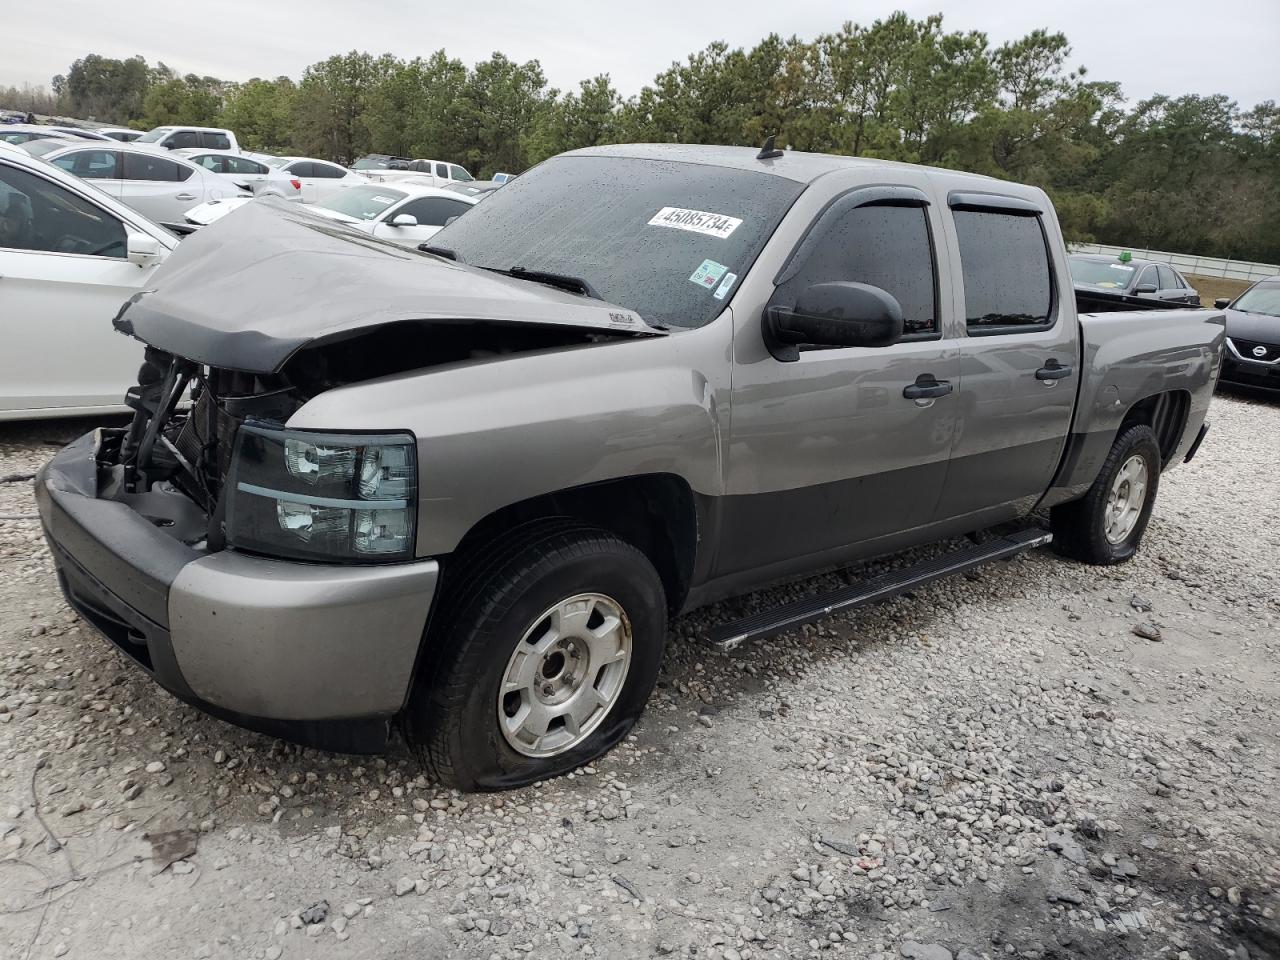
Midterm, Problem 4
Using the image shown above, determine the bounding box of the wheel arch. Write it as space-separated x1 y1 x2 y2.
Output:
1115 389 1190 469
441 473 702 617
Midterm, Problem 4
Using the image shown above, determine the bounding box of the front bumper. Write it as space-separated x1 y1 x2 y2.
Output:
1220 353 1280 392
35 432 439 753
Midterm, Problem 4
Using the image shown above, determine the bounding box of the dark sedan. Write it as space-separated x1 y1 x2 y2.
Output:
1216 276 1280 392
1070 254 1200 304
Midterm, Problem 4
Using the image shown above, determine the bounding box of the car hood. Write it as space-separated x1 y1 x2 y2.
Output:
114 198 662 373
1224 307 1280 344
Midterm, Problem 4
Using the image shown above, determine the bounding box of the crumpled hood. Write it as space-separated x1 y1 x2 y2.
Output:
114 198 662 373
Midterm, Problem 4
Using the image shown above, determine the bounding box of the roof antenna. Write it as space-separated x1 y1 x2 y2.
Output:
756 134 784 161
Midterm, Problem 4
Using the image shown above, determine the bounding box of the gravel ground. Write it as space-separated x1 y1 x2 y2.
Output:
1 391 1277 960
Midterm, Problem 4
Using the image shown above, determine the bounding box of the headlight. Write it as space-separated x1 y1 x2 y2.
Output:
226 424 417 563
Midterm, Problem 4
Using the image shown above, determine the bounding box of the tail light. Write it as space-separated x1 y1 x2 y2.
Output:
290 178 301 191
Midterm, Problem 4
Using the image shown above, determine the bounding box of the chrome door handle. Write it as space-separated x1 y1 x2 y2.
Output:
176 193 197 201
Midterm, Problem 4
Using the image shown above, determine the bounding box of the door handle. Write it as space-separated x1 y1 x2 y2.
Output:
176 193 197 201
1036 360 1073 381
903 375 953 400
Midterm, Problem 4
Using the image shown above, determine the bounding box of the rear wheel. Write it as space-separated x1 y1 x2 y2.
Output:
1051 424 1161 565
407 521 667 791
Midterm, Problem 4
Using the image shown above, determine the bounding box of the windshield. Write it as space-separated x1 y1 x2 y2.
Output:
432 155 804 328
316 185 407 221
135 128 173 144
1232 280 1280 318
1070 257 1137 290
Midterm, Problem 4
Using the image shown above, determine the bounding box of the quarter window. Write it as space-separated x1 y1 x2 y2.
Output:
779 202 938 336
0 162 126 257
953 210 1052 329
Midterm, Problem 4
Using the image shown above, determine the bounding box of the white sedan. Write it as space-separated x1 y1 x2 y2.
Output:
173 149 302 201
43 143 248 225
309 182 479 247
0 146 177 420
270 157 369 203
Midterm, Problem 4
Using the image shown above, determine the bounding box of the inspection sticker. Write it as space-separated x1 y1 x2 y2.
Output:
713 272 738 300
689 259 728 290
650 207 742 240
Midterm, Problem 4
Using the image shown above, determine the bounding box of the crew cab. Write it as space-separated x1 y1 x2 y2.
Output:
35 145 1225 790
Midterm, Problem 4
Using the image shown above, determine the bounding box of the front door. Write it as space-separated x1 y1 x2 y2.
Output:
934 197 1077 525
0 162 159 414
721 185 960 581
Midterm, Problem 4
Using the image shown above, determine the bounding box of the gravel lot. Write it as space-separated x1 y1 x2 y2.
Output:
1 391 1277 960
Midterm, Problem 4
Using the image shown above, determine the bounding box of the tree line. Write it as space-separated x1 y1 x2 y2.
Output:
3 13 1278 263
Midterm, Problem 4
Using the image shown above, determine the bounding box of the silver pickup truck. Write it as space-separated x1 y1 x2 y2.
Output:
35 144 1224 790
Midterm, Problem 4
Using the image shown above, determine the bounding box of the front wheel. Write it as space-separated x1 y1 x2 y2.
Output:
406 522 667 791
1050 424 1161 565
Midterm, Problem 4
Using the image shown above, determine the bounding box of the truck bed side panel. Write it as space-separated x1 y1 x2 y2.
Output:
1044 308 1224 505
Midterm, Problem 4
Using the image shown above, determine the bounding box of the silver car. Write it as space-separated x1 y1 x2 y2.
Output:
43 142 248 223
173 149 302 201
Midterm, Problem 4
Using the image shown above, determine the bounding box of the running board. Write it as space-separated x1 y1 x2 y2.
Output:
708 527 1053 652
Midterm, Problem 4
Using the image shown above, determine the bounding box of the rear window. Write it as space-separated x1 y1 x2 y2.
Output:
955 210 1053 329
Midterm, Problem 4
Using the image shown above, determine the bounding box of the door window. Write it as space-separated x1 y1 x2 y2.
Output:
953 210 1053 329
224 156 267 175
165 130 200 149
201 132 231 150
1157 265 1180 289
396 196 474 226
0 162 126 257
435 162 449 179
285 161 313 177
311 162 346 179
122 153 190 182
777 202 938 337
192 154 225 173
51 149 120 180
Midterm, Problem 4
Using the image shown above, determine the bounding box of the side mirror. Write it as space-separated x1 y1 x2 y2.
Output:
390 213 418 227
1214 297 1231 310
1134 282 1158 295
764 282 904 361
126 231 163 268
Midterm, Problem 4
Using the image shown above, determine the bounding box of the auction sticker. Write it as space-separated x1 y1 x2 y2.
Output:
689 259 728 290
713 272 738 300
649 207 742 240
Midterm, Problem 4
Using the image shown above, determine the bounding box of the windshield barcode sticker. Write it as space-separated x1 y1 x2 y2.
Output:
649 207 742 240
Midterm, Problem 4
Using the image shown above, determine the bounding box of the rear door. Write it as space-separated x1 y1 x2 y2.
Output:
933 193 1077 526
119 152 200 222
0 161 160 413
723 181 961 578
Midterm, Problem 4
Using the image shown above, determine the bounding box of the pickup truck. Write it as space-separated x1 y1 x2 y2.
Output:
35 144 1225 791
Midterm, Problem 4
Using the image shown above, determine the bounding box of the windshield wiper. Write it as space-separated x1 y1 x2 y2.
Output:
483 266 602 300
417 243 462 262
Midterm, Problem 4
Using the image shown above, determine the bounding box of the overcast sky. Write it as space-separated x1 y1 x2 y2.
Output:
4 0 1277 109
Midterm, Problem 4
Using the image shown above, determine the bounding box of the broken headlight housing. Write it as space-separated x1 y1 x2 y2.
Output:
225 424 417 563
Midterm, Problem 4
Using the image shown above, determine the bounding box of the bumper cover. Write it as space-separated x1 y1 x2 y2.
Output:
1220 355 1280 392
36 432 439 753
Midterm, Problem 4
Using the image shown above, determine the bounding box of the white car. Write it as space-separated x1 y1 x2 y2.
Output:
134 125 240 152
271 157 368 203
0 146 177 420
0 124 74 146
309 182 479 247
173 149 302 201
44 143 249 225
43 125 114 141
99 128 144 143
355 157 475 188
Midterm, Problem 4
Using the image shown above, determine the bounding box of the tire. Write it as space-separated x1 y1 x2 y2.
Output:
407 521 668 791
1050 424 1161 565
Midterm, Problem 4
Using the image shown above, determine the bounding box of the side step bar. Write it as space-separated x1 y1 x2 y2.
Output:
708 527 1053 652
